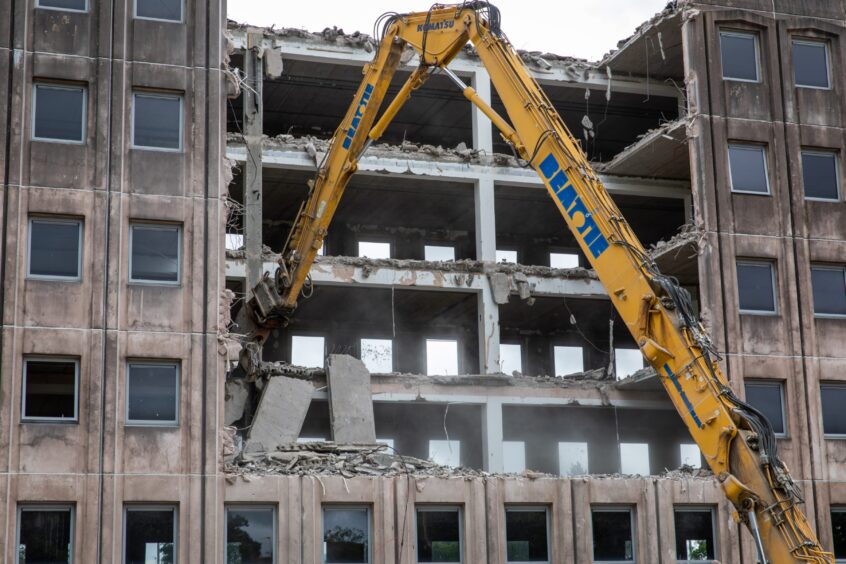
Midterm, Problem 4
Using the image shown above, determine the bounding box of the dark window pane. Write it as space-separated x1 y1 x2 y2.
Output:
506 509 548 562
592 510 634 561
417 509 460 563
737 262 776 312
24 360 76 420
821 385 846 436
324 508 368 563
133 94 181 149
811 268 846 316
38 0 86 10
745 383 785 435
136 0 182 21
226 508 274 564
793 41 829 88
130 225 179 283
33 85 84 142
833 510 846 558
19 508 73 563
802 152 839 200
720 32 758 81
29 220 81 278
125 508 175 564
674 509 715 560
127 364 178 423
729 145 769 193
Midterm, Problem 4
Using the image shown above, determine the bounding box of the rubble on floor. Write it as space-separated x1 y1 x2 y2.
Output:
596 118 692 180
648 223 703 259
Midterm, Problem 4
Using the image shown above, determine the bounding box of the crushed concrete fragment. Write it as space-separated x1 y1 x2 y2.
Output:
648 223 703 260
246 376 314 452
326 355 376 444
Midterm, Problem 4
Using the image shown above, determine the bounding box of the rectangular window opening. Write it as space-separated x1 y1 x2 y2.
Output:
496 249 518 264
736 261 777 314
291 335 325 369
811 265 846 317
129 223 181 284
135 0 183 22
744 381 786 436
360 338 393 373
225 506 275 564
549 252 579 269
323 506 370 564
614 348 644 380
680 444 702 469
558 441 588 476
132 92 183 150
554 346 584 377
17 505 74 564
22 358 78 422
426 339 458 376
429 439 460 468
33 84 86 143
801 150 840 201
126 362 179 426
505 507 549 563
499 343 522 375
37 0 87 11
720 31 760 82
503 441 526 474
793 39 830 89
728 144 770 194
674 507 716 562
28 217 82 280
416 507 462 563
357 241 391 259
592 507 635 562
424 245 456 262
620 443 650 475
124 506 176 564
821 383 846 437
832 507 846 560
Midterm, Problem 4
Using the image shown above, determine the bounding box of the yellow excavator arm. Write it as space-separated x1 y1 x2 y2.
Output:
246 4 832 562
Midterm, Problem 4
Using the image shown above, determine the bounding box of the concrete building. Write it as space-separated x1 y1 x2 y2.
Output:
1 0 845 562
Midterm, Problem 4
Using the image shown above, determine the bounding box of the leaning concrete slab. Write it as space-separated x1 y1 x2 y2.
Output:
224 377 251 425
327 355 376 444
246 376 313 451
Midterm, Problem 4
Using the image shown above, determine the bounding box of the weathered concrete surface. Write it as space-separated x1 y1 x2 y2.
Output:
326 355 376 443
247 376 314 450
224 378 250 425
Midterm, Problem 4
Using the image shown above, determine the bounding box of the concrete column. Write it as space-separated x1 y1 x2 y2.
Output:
471 68 493 152
474 177 496 261
475 175 500 374
482 399 504 472
243 32 264 292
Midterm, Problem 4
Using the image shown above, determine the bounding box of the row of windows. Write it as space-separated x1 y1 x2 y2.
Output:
32 85 183 151
736 260 846 317
17 504 846 563
728 143 841 201
720 30 833 90
744 379 846 437
36 0 182 22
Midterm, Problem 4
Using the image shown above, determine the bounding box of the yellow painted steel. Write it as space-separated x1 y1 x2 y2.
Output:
257 5 832 561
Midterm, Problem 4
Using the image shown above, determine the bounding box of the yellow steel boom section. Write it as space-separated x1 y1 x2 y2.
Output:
247 4 832 562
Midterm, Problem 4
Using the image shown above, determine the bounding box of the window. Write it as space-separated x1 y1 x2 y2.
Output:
720 31 759 82
503 441 526 473
554 346 583 376
736 261 777 313
360 338 392 373
793 40 830 89
124 506 176 564
225 506 275 564
615 348 644 379
129 223 180 284
357 241 390 259
802 150 840 200
323 507 369 564
291 336 325 368
744 381 786 436
620 443 650 475
135 0 182 22
550 252 579 269
416 507 462 563
28 217 82 280
832 508 846 560
17 506 74 564
496 249 518 264
728 144 770 194
674 507 716 562
126 362 179 425
500 343 522 375
225 233 244 251
592 507 635 562
132 93 182 150
821 383 846 437
680 444 701 469
376 438 394 450
505 507 549 563
426 339 458 375
37 0 86 12
32 84 85 143
429 440 460 467
811 266 846 317
22 358 78 422
558 442 588 476
425 245 455 262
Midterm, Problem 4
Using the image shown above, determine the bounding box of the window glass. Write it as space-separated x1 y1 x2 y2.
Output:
127 363 178 424
291 335 325 368
416 508 461 563
736 262 776 313
674 508 716 561
23 359 77 421
821 384 846 436
425 245 455 262
33 84 85 142
426 339 458 375
357 241 390 259
558 442 588 476
720 31 759 81
554 346 583 376
592 509 634 562
130 224 180 283
37 0 86 11
615 348 644 379
505 508 549 562
225 507 275 564
360 338 392 373
496 249 517 264
135 0 182 21
728 144 769 194
832 509 846 559
744 381 786 435
811 266 846 316
323 507 369 564
802 151 839 200
133 93 182 149
124 507 176 564
28 218 81 279
620 443 650 475
793 40 829 88
680 444 701 468
500 343 522 375
550 252 579 269
18 507 73 564
429 440 460 467
503 441 526 474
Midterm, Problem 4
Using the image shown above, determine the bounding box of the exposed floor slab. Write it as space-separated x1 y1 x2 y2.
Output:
598 118 690 180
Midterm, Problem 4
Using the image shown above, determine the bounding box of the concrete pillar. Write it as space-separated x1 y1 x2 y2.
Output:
475 175 500 374
471 68 493 152
474 177 497 262
482 399 504 472
243 31 264 292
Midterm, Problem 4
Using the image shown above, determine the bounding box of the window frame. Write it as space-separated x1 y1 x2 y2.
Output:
128 222 182 286
130 92 184 151
125 360 180 427
133 0 184 23
736 260 778 315
591 506 637 563
224 505 277 564
21 357 80 423
832 506 846 562
322 505 372 564
744 380 788 438
673 505 718 564
504 505 551 564
415 505 464 564
31 83 87 144
801 149 841 202
792 38 831 90
719 30 761 83
728 143 771 195
821 382 846 439
123 504 178 564
36 0 88 13
17 504 76 563
27 216 83 281
810 265 846 319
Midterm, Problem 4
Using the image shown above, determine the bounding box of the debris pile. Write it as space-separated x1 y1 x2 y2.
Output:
648 223 704 260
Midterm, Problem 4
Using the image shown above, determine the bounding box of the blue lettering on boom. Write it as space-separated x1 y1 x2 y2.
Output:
342 83 375 150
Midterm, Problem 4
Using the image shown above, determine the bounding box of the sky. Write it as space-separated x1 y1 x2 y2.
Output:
227 0 670 61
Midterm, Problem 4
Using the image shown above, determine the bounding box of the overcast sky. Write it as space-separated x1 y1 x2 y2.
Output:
228 1 669 61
